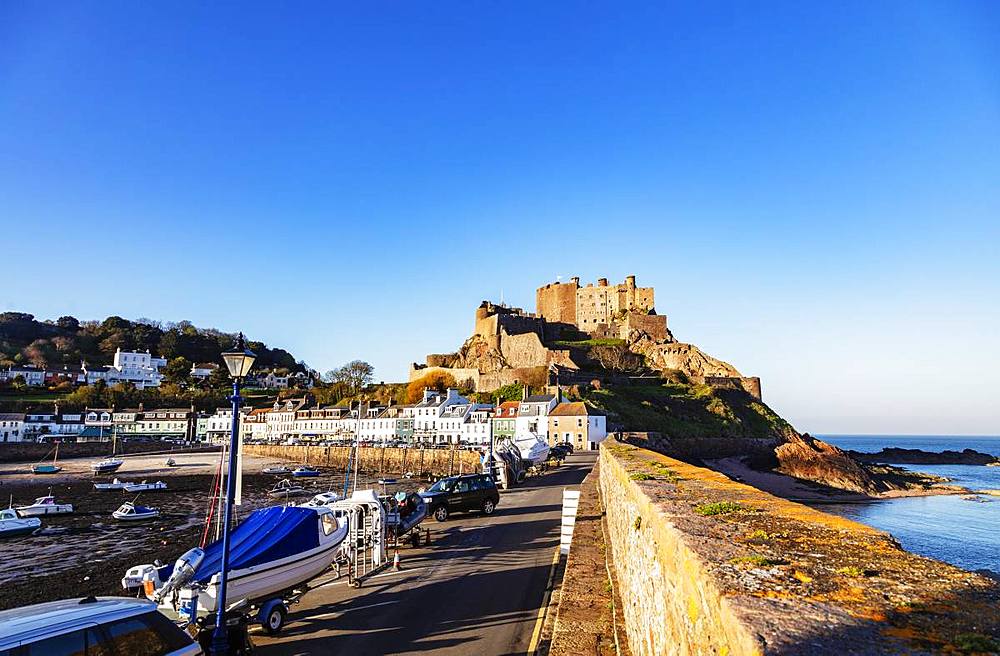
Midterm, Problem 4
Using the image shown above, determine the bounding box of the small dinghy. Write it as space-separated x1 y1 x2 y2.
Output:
300 491 342 507
0 507 41 538
269 479 308 498
94 478 132 491
263 465 291 475
292 465 320 478
91 457 125 475
385 492 428 537
31 444 62 475
16 494 73 517
123 480 168 493
113 502 160 522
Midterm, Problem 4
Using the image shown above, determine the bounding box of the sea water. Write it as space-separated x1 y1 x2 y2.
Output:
817 435 1000 574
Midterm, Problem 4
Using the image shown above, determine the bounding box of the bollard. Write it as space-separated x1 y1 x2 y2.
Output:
393 550 401 570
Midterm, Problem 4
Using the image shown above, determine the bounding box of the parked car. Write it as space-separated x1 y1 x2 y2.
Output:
420 473 500 522
0 596 201 655
554 441 575 454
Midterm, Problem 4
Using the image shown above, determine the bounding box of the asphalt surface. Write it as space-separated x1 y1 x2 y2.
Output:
254 451 598 656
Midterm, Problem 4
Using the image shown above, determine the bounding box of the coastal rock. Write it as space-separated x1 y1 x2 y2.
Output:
774 433 886 495
848 447 1000 466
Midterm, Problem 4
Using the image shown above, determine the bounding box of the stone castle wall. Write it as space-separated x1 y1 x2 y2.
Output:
620 312 668 341
693 375 762 400
536 280 579 325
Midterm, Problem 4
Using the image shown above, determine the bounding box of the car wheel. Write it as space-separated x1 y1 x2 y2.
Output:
482 499 496 515
433 505 449 522
262 605 287 635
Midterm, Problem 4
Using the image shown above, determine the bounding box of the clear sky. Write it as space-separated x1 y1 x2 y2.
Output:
1 2 998 435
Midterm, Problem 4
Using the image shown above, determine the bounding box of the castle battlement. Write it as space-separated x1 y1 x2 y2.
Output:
536 275 666 340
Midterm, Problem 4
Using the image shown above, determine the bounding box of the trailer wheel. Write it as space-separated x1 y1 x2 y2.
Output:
350 579 362 589
262 605 287 635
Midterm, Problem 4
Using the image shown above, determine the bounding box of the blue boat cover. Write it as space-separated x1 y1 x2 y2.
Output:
194 506 319 584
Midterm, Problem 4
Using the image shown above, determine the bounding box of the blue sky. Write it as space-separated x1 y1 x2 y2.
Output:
1 2 998 434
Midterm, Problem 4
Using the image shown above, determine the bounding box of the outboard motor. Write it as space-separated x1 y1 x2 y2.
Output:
153 547 205 603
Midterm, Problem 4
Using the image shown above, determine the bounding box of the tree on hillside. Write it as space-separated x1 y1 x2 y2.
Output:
162 357 193 385
56 316 80 332
405 371 456 404
591 345 644 373
325 361 375 397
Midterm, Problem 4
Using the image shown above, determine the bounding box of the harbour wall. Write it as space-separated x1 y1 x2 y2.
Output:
243 444 481 477
0 441 215 464
585 441 1000 655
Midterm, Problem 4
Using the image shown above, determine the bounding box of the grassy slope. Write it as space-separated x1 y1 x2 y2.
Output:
581 382 795 440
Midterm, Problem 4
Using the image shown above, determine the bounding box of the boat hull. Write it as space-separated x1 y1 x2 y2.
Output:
193 526 346 613
0 519 41 537
92 463 123 474
31 466 62 475
292 471 320 478
114 511 160 521
16 505 73 517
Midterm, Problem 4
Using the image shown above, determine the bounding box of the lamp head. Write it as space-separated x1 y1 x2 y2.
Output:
222 333 257 379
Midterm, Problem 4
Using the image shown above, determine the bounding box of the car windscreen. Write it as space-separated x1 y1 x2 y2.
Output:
426 478 454 493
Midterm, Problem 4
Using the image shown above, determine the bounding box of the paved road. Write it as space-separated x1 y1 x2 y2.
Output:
255 451 597 656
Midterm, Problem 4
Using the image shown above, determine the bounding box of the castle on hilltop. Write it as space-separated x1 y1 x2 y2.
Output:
410 274 761 399
535 275 669 341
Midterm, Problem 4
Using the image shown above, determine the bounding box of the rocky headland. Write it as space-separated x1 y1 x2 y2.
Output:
848 447 1000 466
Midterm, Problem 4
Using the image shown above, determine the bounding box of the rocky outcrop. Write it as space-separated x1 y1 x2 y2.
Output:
629 337 743 378
848 447 1000 466
775 433 886 495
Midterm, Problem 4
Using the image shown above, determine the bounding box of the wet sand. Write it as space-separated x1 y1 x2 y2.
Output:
0 452 422 611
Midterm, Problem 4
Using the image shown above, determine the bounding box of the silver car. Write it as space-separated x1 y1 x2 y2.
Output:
0 596 200 656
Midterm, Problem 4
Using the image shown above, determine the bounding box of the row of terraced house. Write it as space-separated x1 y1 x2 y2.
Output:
2 388 609 451
238 388 608 451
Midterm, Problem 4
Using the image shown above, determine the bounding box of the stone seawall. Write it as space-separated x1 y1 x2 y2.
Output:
0 441 211 464
597 441 999 655
243 444 481 477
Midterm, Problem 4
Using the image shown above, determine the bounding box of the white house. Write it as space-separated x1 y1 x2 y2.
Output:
515 393 559 443
3 365 46 387
109 349 166 388
0 413 26 443
23 410 84 440
190 363 220 380
461 404 494 446
267 397 309 441
408 389 468 445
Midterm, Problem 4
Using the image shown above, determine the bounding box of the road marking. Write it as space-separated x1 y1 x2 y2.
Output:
310 600 398 620
315 566 424 589
526 545 561 655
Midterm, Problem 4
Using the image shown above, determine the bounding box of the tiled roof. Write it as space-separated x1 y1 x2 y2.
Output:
549 402 605 417
524 394 555 403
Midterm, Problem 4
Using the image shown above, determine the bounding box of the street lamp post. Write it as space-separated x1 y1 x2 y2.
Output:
210 333 257 656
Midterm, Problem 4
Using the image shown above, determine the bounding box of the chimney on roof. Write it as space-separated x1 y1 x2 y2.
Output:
522 385 528 401
626 275 636 289
598 278 608 287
